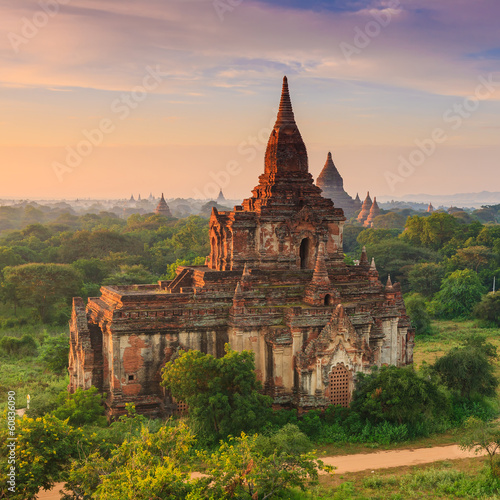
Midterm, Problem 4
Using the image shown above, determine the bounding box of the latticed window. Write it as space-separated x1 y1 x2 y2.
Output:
172 397 189 416
328 364 351 407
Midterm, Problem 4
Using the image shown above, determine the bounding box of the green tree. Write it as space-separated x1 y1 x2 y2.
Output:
102 264 157 286
450 245 491 273
363 240 439 290
63 421 194 500
432 335 498 399
0 414 91 500
404 293 432 335
3 263 82 322
474 291 500 326
401 213 459 250
193 425 332 500
53 387 107 427
162 346 272 441
356 228 400 247
39 332 70 373
431 269 485 319
460 417 500 476
408 262 446 297
350 366 450 426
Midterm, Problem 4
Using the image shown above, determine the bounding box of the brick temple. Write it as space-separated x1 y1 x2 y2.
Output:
69 77 414 418
316 152 361 218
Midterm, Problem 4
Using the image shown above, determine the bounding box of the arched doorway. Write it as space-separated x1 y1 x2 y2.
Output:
299 237 312 269
324 294 334 306
328 364 351 407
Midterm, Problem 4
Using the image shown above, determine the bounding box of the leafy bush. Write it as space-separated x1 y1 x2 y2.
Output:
162 345 272 442
39 332 69 373
0 333 37 357
431 269 485 319
474 291 500 326
404 293 432 334
53 386 107 427
350 366 451 428
433 335 498 399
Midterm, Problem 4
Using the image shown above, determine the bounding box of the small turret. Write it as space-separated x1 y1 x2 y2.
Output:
364 196 380 227
357 192 372 224
155 193 172 217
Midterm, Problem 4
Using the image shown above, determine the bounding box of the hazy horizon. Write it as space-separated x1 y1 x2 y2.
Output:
1 0 499 200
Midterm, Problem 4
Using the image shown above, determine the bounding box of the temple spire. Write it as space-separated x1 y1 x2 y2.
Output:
311 244 330 285
275 76 296 127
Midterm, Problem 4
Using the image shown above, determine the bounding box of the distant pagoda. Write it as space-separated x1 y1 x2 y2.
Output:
316 152 359 218
155 193 172 217
364 196 381 227
216 189 226 204
427 202 434 213
357 192 372 224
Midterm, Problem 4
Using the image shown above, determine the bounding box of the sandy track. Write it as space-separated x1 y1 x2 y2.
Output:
36 445 486 499
320 444 486 473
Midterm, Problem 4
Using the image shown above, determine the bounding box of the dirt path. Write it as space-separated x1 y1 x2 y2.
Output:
320 444 486 473
36 445 486 499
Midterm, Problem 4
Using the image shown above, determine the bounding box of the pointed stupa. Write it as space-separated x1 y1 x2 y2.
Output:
234 281 243 298
354 193 362 208
360 245 369 266
242 262 250 277
370 257 376 271
316 152 359 217
244 76 331 212
263 76 308 177
427 202 434 213
129 194 135 202
386 274 394 289
138 194 142 201
148 192 154 201
364 196 381 227
311 244 330 285
357 192 372 223
216 189 226 204
155 193 172 217
317 152 344 190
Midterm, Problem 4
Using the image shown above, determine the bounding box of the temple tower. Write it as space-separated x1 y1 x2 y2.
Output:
155 193 172 217
316 152 358 218
364 196 381 227
209 77 345 271
357 192 372 224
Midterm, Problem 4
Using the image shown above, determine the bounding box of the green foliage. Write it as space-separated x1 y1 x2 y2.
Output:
431 269 486 319
350 366 450 427
0 333 38 357
407 262 446 297
162 346 272 442
342 225 364 253
39 332 69 373
461 417 500 476
474 291 500 326
102 264 157 285
432 335 498 399
164 256 206 280
53 387 107 427
193 425 331 499
2 263 82 322
362 239 440 291
404 293 432 335
63 421 195 500
0 414 92 500
401 212 460 250
357 228 400 247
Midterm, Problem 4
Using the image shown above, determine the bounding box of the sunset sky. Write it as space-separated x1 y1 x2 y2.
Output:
1 0 499 200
